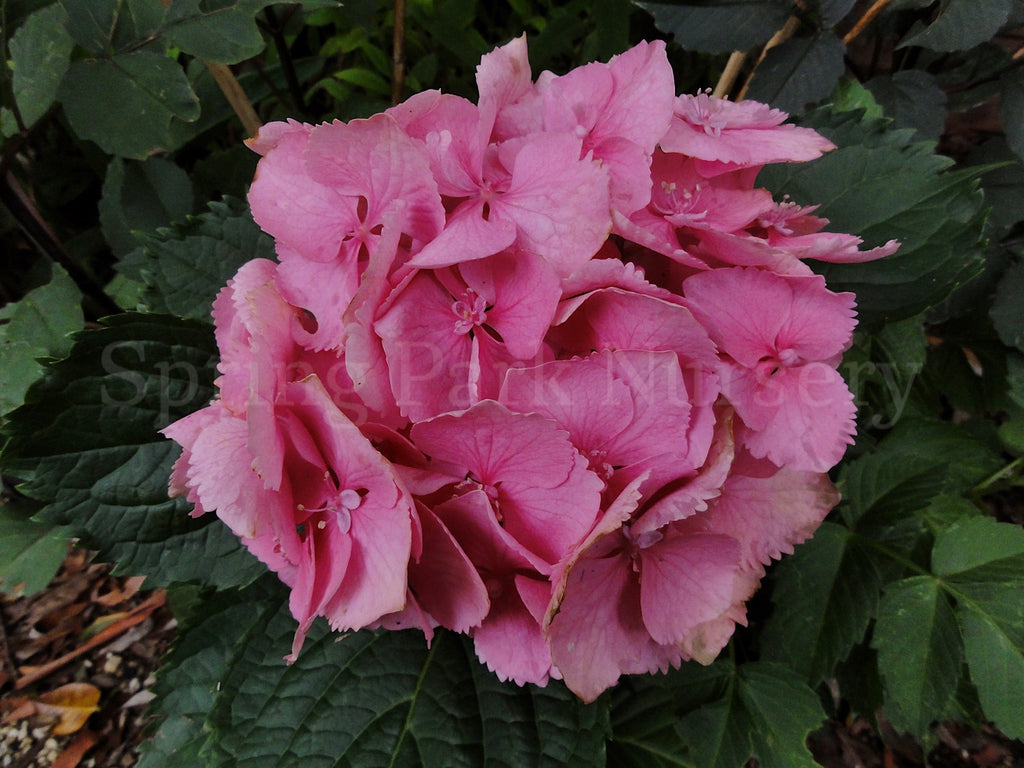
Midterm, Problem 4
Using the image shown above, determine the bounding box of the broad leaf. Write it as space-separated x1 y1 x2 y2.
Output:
960 611 1024 740
760 522 884 684
99 157 195 258
744 32 846 113
632 1 791 54
59 51 201 158
899 0 1013 52
677 662 824 768
0 314 263 588
758 108 988 326
0 499 69 595
992 260 1024 352
8 3 75 127
865 70 948 142
118 197 274 320
164 1 268 64
873 576 963 737
59 0 119 51
932 517 1024 739
142 579 610 768
1001 67 1024 163
840 419 1001 526
0 264 83 416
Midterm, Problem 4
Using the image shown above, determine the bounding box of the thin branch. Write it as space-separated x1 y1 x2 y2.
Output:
15 590 166 690
843 0 893 45
205 62 262 137
0 172 120 317
264 5 306 114
737 14 802 101
392 0 407 105
713 51 747 98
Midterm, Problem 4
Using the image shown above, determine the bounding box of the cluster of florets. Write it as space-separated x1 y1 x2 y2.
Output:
164 37 897 701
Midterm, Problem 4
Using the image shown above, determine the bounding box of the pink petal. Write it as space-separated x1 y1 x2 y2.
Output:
638 531 741 645
409 503 490 633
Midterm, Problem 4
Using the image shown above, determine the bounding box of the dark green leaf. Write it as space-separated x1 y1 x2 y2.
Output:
164 1 267 64
813 0 856 25
993 262 1024 352
632 0 791 54
59 51 200 159
744 32 846 113
931 517 1024 738
0 500 69 595
960 610 1024 739
841 419 1003 525
118 197 274 320
999 67 1024 164
59 0 119 51
865 70 948 142
969 139 1024 233
0 314 263 588
8 3 75 127
99 157 195 258
165 57 323 151
933 516 1024 581
899 0 1013 52
760 522 884 684
147 578 610 768
873 576 963 737
758 108 987 326
0 264 83 416
830 77 884 119
677 662 824 768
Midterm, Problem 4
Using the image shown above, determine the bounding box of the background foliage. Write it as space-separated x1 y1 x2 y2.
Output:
2 0 1024 765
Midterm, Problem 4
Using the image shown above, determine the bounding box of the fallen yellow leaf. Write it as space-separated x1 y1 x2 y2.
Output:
35 682 101 735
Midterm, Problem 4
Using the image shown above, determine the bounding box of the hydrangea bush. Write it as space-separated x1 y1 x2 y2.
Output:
3 2 1024 765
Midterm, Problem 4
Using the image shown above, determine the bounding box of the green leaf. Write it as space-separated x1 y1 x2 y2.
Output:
744 32 846 113
899 0 1013 52
59 51 201 159
841 419 1001 526
864 70 948 142
164 1 267 64
992 260 1024 352
59 0 119 51
632 1 791 54
118 197 274 320
960 610 1024 739
8 3 75 127
830 77 884 119
0 314 263 588
144 579 610 768
677 662 825 768
759 108 988 326
760 522 884 684
931 518 1024 738
0 500 69 595
933 516 1024 581
99 156 195 258
0 264 83 416
873 576 963 737
1001 63 1024 163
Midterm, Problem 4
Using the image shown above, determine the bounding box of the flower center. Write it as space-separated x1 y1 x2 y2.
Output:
680 92 729 137
296 472 363 535
451 290 488 335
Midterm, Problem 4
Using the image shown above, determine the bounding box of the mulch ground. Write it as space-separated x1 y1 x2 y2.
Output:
0 549 175 767
1 547 1022 767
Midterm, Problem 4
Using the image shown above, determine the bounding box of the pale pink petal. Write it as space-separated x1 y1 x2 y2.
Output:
723 362 856 472
638 531 741 645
